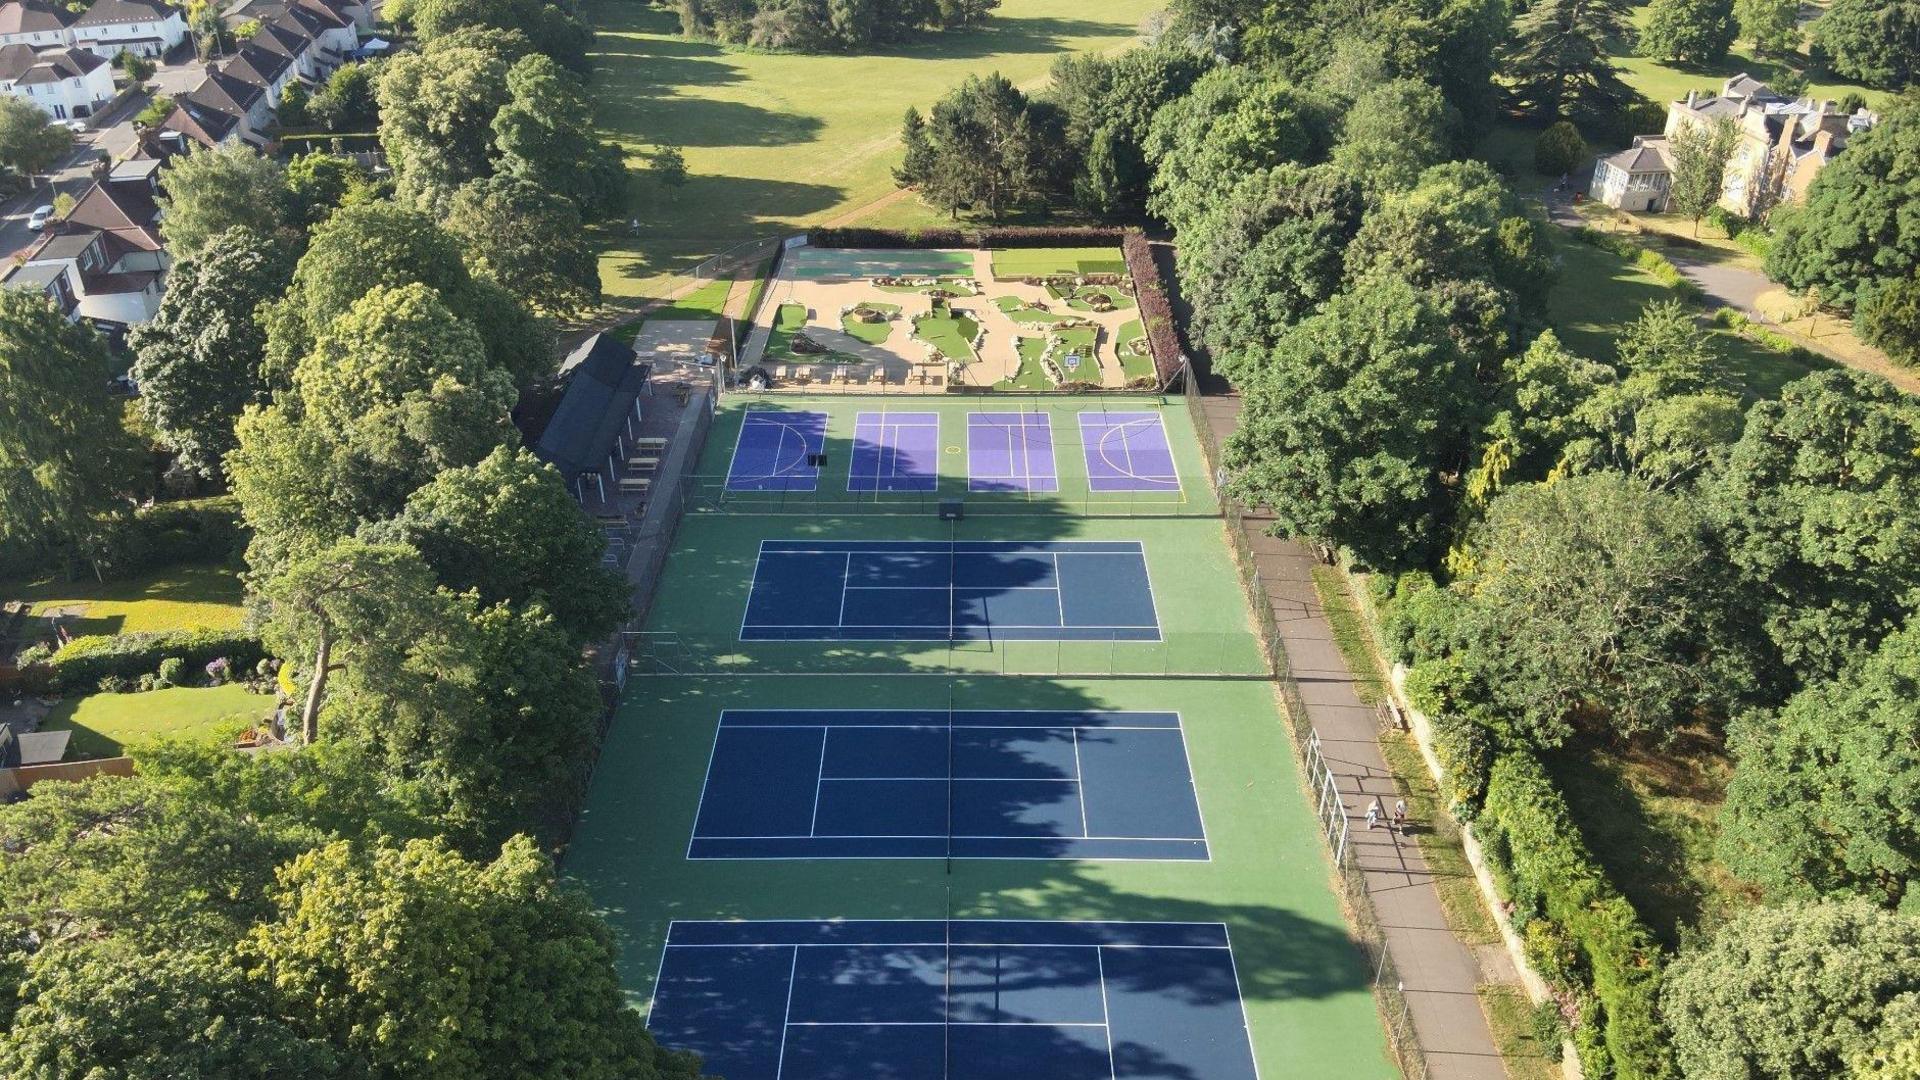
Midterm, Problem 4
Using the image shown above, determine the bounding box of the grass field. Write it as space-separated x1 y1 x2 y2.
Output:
990 246 1129 280
585 0 1158 305
647 276 734 322
567 391 1397 1077
42 683 276 759
1116 319 1154 382
1547 227 1828 399
1613 5 1890 116
3 562 245 637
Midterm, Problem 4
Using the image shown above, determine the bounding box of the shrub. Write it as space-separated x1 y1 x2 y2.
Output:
1478 753 1673 1079
1535 121 1586 177
97 674 133 694
155 656 186 688
135 673 158 692
1120 229 1178 389
1429 709 1495 820
49 629 266 693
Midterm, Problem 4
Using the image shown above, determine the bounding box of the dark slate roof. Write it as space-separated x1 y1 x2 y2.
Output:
0 0 77 34
73 0 176 27
534 333 649 477
0 44 105 84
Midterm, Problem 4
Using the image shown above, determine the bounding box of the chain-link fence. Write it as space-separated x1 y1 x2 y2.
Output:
1183 365 1431 1080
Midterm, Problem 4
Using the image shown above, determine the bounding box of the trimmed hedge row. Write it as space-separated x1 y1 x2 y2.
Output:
1121 230 1182 389
1478 752 1673 1080
47 628 267 693
806 226 1127 249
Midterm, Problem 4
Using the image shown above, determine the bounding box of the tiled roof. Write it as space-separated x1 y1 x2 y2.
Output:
0 0 77 34
0 44 105 84
72 0 176 27
1600 141 1672 174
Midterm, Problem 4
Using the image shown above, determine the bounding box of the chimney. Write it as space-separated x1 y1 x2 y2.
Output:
1821 99 1836 115
1685 89 1700 108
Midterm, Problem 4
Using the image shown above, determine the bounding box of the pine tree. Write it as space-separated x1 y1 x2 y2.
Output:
1502 0 1637 122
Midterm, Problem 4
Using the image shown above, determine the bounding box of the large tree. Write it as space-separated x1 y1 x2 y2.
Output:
1328 78 1456 193
0 289 138 569
405 0 593 71
263 199 549 390
1451 472 1747 744
246 836 700 1080
156 144 290 262
1705 369 1920 682
1145 66 1327 234
1045 46 1209 217
375 36 514 211
445 175 600 316
1639 0 1737 64
1663 900 1920 1079
384 446 628 644
1766 96 1919 307
490 53 627 218
1501 0 1637 123
127 226 295 478
895 72 1049 221
0 95 70 177
1222 274 1479 568
1733 0 1799 56
1814 0 1919 90
1669 117 1740 234
1719 623 1920 905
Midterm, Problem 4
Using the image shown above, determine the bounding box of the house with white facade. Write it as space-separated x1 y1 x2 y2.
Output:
157 0 358 148
0 43 113 119
1 155 170 332
0 0 78 48
1593 136 1676 213
71 0 186 59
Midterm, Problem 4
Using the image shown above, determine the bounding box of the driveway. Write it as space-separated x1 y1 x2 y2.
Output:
1545 186 1774 317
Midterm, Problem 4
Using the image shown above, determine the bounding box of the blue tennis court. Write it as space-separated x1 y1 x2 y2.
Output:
851 412 940 492
1078 413 1181 492
727 410 828 491
740 540 1161 642
967 412 1058 493
689 710 1207 860
649 919 1259 1080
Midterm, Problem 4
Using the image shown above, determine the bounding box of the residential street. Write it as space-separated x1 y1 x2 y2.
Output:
0 85 150 258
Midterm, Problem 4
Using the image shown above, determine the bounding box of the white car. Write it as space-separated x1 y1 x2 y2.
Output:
61 119 86 134
26 205 52 231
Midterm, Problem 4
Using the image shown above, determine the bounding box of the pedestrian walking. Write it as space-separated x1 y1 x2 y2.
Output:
1392 798 1407 835
1365 797 1382 831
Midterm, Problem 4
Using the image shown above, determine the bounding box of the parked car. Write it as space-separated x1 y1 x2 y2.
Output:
26 205 52 231
61 119 86 135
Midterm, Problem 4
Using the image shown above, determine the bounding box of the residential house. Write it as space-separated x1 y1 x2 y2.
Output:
71 0 187 59
1592 75 1878 219
0 0 77 48
1592 136 1676 213
161 63 268 147
223 0 370 34
1 154 170 332
1664 75 1877 217
0 42 113 118
156 0 359 148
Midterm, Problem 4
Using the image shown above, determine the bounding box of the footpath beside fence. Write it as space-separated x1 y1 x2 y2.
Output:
1183 370 1508 1080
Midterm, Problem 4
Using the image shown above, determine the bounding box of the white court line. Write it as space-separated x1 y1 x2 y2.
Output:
807 727 829 837
1096 949 1118 1080
1070 728 1090 839
1222 925 1265 1080
775 947 800 1080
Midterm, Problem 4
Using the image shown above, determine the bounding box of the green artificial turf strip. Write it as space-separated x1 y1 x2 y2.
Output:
737 257 775 323
912 310 979 363
839 302 901 344
1065 287 1133 312
586 0 1160 304
1116 319 1155 382
996 336 1057 390
649 276 734 322
42 683 277 759
989 246 1129 280
993 295 1025 313
6 562 245 637
571 676 1392 1080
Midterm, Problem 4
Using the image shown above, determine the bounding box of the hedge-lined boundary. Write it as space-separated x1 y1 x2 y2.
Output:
1121 230 1181 389
806 225 1126 249
1477 752 1673 1080
47 629 267 693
